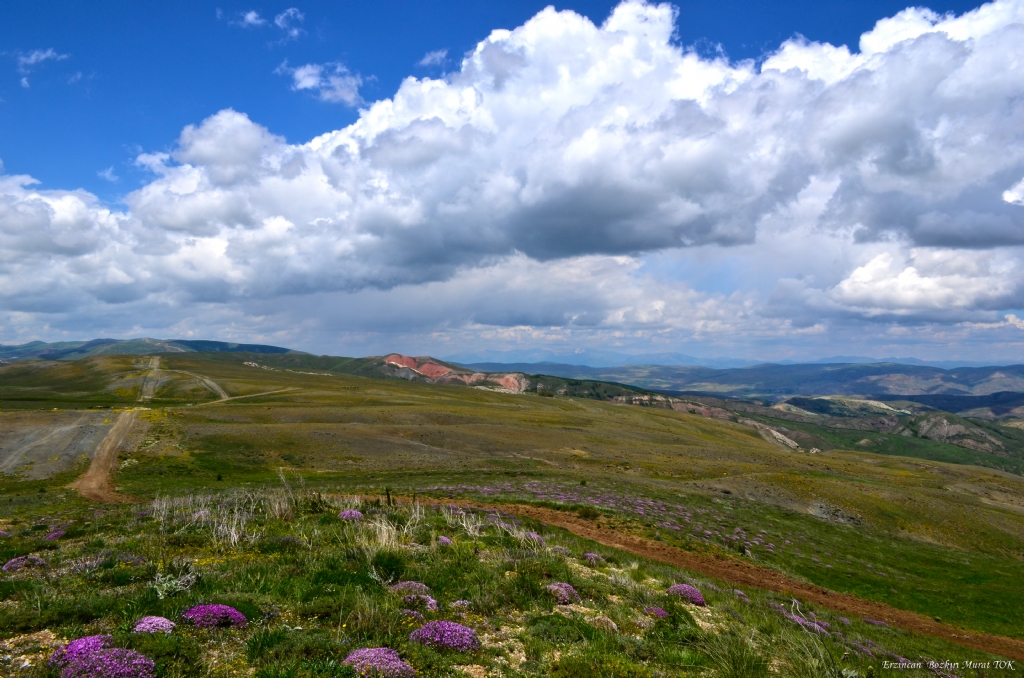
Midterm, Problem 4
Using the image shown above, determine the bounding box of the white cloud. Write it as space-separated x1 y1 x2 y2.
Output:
276 61 362 105
274 8 305 40
418 49 448 66
237 10 267 27
97 167 119 183
17 48 68 73
4 0 1024 357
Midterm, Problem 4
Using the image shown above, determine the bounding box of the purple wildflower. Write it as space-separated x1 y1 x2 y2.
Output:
49 635 112 667
546 582 580 605
339 509 364 521
0 529 9 537
61 649 156 678
582 552 605 565
182 604 247 628
2 554 48 571
409 620 480 652
437 536 453 546
343 647 416 678
837 616 851 625
523 532 546 547
733 589 749 600
402 609 425 621
133 616 176 634
389 581 430 595
645 606 669 617
666 584 706 606
864 619 889 627
44 530 66 541
403 594 438 612
549 546 569 555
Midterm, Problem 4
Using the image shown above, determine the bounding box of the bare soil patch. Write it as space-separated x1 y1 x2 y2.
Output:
68 410 138 502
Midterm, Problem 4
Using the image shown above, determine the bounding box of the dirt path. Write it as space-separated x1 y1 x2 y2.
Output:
189 387 301 406
139 357 161 401
162 368 229 400
423 498 1024 662
67 410 137 502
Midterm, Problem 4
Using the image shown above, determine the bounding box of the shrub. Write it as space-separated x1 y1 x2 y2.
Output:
133 616 175 633
182 604 247 628
342 647 415 677
50 634 157 678
388 581 430 596
409 620 480 652
3 554 47 571
666 584 705 606
546 582 580 605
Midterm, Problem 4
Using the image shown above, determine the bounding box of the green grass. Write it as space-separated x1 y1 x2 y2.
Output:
0 489 1008 676
3 353 1024 660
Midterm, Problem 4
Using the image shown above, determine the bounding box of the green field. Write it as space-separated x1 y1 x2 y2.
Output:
2 353 1023 675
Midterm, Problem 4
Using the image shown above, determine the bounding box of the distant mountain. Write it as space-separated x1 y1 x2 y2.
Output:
0 338 301 362
462 361 1024 398
444 349 757 368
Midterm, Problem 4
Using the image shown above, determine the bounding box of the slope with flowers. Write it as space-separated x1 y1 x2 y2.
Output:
0 491 1009 677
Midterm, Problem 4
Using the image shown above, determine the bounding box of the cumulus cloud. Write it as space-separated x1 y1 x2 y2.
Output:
276 61 362 104
4 0 1024 356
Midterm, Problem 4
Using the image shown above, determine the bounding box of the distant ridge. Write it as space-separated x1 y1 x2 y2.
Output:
0 338 301 362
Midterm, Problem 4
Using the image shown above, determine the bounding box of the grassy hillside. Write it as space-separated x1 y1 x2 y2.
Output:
2 354 1023 642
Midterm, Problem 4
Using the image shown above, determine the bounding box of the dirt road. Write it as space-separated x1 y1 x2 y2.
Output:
67 409 137 502
139 357 161 401
422 498 1024 662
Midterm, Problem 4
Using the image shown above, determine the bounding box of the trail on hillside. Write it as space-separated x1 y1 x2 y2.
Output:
68 410 137 502
139 356 161 401
422 498 1024 662
162 368 229 400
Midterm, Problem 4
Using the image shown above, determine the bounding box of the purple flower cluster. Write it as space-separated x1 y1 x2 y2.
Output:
523 532 546 547
645 606 669 617
403 594 438 612
768 603 830 634
50 635 156 678
44 530 66 541
339 509 364 521
582 552 605 565
437 536 453 546
733 589 749 601
549 546 569 556
0 529 10 537
389 581 430 595
402 609 425 621
2 554 47 571
182 604 247 628
133 616 176 633
409 620 480 652
666 584 705 606
546 582 580 605
864 618 889 627
343 647 416 678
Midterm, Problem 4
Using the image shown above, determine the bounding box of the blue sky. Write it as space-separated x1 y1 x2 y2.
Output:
2 0 1024 363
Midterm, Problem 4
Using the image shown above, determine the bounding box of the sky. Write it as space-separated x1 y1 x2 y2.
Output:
2 0 1024 363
